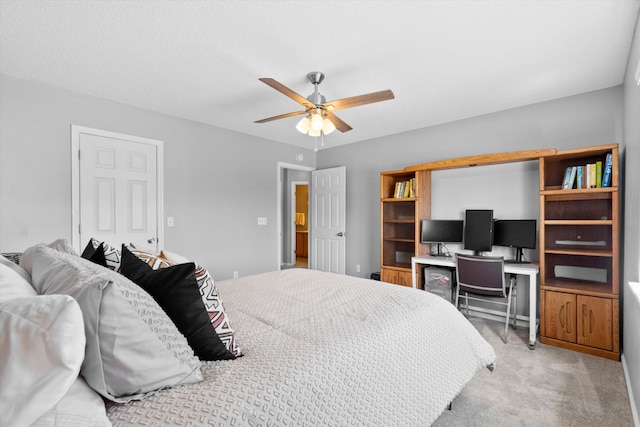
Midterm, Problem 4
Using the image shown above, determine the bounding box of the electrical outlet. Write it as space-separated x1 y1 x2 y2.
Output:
356 264 361 273
257 217 267 225
233 271 239 279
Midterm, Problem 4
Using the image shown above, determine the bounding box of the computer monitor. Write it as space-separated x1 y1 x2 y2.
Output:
493 219 537 263
463 209 494 255
420 219 464 256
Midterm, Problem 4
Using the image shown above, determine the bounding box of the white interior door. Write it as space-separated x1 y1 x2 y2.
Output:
310 166 346 274
72 126 163 253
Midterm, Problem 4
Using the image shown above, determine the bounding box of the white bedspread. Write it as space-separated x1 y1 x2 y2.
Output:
106 269 496 426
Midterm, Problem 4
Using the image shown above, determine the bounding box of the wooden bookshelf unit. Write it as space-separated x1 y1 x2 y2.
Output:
379 170 431 286
539 144 619 360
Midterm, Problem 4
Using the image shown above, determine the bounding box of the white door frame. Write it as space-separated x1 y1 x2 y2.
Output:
277 162 314 270
71 125 164 254
290 180 309 265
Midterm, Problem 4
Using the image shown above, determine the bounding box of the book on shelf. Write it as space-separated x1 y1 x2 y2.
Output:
596 161 603 188
392 178 416 198
576 165 583 189
589 163 597 188
568 166 577 189
562 166 573 189
602 153 613 187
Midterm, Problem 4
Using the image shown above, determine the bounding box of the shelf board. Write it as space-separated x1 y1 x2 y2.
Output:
541 187 616 198
383 238 415 243
541 281 616 298
544 249 613 257
383 219 415 224
545 219 613 225
381 197 417 202
382 263 411 271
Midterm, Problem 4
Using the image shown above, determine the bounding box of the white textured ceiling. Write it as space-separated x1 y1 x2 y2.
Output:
1 0 639 149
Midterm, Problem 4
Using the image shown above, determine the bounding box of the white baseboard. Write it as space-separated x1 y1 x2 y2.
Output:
622 354 640 427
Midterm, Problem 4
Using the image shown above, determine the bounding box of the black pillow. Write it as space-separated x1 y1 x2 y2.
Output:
80 240 108 268
119 245 235 361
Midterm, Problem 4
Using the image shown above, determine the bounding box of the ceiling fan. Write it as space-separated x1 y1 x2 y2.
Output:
255 72 394 136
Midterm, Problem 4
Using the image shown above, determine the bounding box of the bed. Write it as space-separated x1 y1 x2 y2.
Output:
1 242 496 426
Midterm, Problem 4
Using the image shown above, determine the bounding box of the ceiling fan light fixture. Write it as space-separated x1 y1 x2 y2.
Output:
322 117 336 135
308 127 322 137
296 116 311 134
310 111 324 131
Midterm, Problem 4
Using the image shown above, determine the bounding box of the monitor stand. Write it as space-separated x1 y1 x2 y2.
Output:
434 243 451 257
505 248 525 264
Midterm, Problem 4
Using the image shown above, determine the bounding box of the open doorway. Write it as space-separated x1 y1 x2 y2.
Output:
291 181 309 268
277 163 313 270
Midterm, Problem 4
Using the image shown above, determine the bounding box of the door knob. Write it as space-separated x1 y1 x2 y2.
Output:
147 237 157 244
337 232 346 237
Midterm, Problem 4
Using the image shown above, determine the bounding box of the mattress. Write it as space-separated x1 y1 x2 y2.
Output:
106 269 496 426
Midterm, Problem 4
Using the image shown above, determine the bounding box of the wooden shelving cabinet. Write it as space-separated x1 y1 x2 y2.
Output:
539 144 620 360
380 169 431 287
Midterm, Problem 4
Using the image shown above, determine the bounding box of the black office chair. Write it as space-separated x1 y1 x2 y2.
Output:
454 253 517 343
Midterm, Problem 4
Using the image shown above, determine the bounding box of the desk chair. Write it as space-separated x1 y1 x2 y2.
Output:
454 253 517 343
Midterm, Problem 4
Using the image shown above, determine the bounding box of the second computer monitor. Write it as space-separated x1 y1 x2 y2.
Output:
463 209 494 255
421 219 464 256
493 219 537 263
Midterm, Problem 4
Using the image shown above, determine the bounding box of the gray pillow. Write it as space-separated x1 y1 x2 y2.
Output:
21 245 203 402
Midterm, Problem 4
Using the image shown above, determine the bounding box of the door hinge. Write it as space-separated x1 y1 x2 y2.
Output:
78 150 81 160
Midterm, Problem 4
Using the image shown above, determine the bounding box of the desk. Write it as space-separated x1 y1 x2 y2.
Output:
411 255 540 349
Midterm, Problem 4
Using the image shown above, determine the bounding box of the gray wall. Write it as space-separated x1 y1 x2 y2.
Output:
622 13 640 422
0 74 316 279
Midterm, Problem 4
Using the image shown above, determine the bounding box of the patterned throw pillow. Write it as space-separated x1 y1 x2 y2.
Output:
81 241 107 268
120 246 234 361
133 247 242 358
193 263 242 357
127 246 172 270
86 238 122 271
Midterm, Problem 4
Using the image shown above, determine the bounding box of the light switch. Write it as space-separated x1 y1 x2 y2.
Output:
167 217 174 227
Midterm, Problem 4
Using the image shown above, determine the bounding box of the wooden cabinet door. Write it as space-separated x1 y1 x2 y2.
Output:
381 268 398 284
544 291 576 342
577 295 613 351
397 271 413 287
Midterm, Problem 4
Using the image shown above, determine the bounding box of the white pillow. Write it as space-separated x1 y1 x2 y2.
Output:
22 244 203 402
0 294 86 427
47 238 79 255
31 376 112 427
0 254 36 302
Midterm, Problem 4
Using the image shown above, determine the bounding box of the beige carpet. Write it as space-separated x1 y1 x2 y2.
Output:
432 317 634 426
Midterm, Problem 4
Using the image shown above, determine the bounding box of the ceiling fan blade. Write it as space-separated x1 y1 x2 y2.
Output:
254 110 307 124
259 78 314 108
324 89 395 111
325 111 352 133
